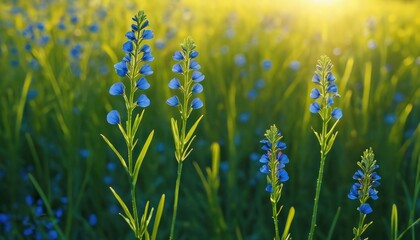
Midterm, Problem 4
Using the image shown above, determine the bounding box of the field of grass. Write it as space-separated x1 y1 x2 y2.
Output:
0 0 419 239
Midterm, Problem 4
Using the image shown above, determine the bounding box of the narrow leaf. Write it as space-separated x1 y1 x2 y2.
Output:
110 187 135 224
132 110 145 137
151 194 166 240
101 134 128 170
133 130 154 186
281 207 295 240
391 204 398 240
326 207 341 240
170 118 180 148
184 115 203 144
119 213 135 231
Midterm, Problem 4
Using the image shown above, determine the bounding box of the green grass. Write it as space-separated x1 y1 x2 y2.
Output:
0 0 419 239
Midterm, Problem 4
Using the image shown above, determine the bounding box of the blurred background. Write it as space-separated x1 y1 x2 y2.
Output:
0 0 419 239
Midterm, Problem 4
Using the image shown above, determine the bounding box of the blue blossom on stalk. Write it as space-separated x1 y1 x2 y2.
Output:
102 11 165 240
348 148 380 239
167 37 205 240
259 124 290 240
308 56 343 240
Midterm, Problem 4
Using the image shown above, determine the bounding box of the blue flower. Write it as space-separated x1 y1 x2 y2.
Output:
172 64 183 74
109 82 125 95
140 64 153 75
131 24 138 31
358 203 373 214
122 41 134 53
260 164 270 174
312 73 321 84
107 110 120 125
89 23 99 33
140 44 151 53
189 60 201 70
142 29 153 39
114 61 128 77
277 169 289 182
125 31 136 41
88 214 97 226
192 71 205 82
327 84 338 93
136 77 150 90
259 154 269 163
348 183 360 200
173 51 184 61
331 108 343 120
123 54 131 62
309 102 321 114
310 88 321 99
168 78 181 89
327 72 336 82
190 51 199 58
234 54 246 67
192 83 203 93
191 98 203 109
262 59 272 70
142 52 154 62
136 94 150 108
265 183 273 193
166 96 180 107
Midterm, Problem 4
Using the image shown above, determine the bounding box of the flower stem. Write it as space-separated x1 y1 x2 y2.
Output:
308 119 328 240
169 161 183 240
272 200 280 240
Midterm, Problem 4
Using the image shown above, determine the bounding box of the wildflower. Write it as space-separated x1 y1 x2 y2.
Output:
136 77 150 90
168 78 181 89
114 61 128 77
106 110 120 125
262 59 272 70
191 98 203 109
348 148 380 239
136 94 150 107
109 82 125 95
166 96 180 107
234 54 246 67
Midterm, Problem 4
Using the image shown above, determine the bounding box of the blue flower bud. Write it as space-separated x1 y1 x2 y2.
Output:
136 77 150 90
309 102 321 114
136 94 150 108
109 82 125 95
139 64 153 75
107 110 120 125
166 96 180 107
191 97 203 109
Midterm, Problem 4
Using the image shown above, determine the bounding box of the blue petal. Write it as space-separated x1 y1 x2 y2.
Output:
123 53 131 62
192 71 205 82
262 59 272 70
140 20 149 30
276 141 287 150
191 97 203 109
259 154 269 163
122 41 134 53
142 52 154 62
277 169 289 182
140 64 153 75
327 97 334 106
278 153 289 165
136 77 150 90
189 60 201 70
358 203 373 214
369 188 379 200
192 83 203 93
260 164 270 174
172 64 183 74
265 183 273 193
106 110 120 125
114 61 128 77
142 30 153 40
166 96 179 107
309 102 321 114
327 84 338 93
173 51 184 61
125 31 136 41
189 51 199 58
352 170 364 180
168 78 181 89
131 24 138 31
109 82 125 95
136 94 150 108
331 108 343 120
312 73 321 84
310 88 321 99
140 44 151 53
327 72 336 82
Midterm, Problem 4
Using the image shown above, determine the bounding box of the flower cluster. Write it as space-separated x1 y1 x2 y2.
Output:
166 37 204 111
348 148 381 214
309 56 342 120
259 125 289 194
107 11 154 124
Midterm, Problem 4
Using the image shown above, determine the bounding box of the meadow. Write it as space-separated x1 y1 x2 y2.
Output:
0 0 419 239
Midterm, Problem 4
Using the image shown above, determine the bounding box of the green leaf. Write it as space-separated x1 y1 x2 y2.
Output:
151 194 166 240
133 130 154 186
325 132 338 154
132 110 145 137
391 204 398 240
101 134 128 171
119 213 135 231
109 187 135 226
281 207 295 240
311 127 321 144
184 115 203 144
326 207 341 240
193 162 211 196
170 118 180 148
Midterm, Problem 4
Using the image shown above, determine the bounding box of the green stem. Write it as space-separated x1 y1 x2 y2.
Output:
170 161 183 240
272 200 280 240
353 212 366 240
308 120 328 240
